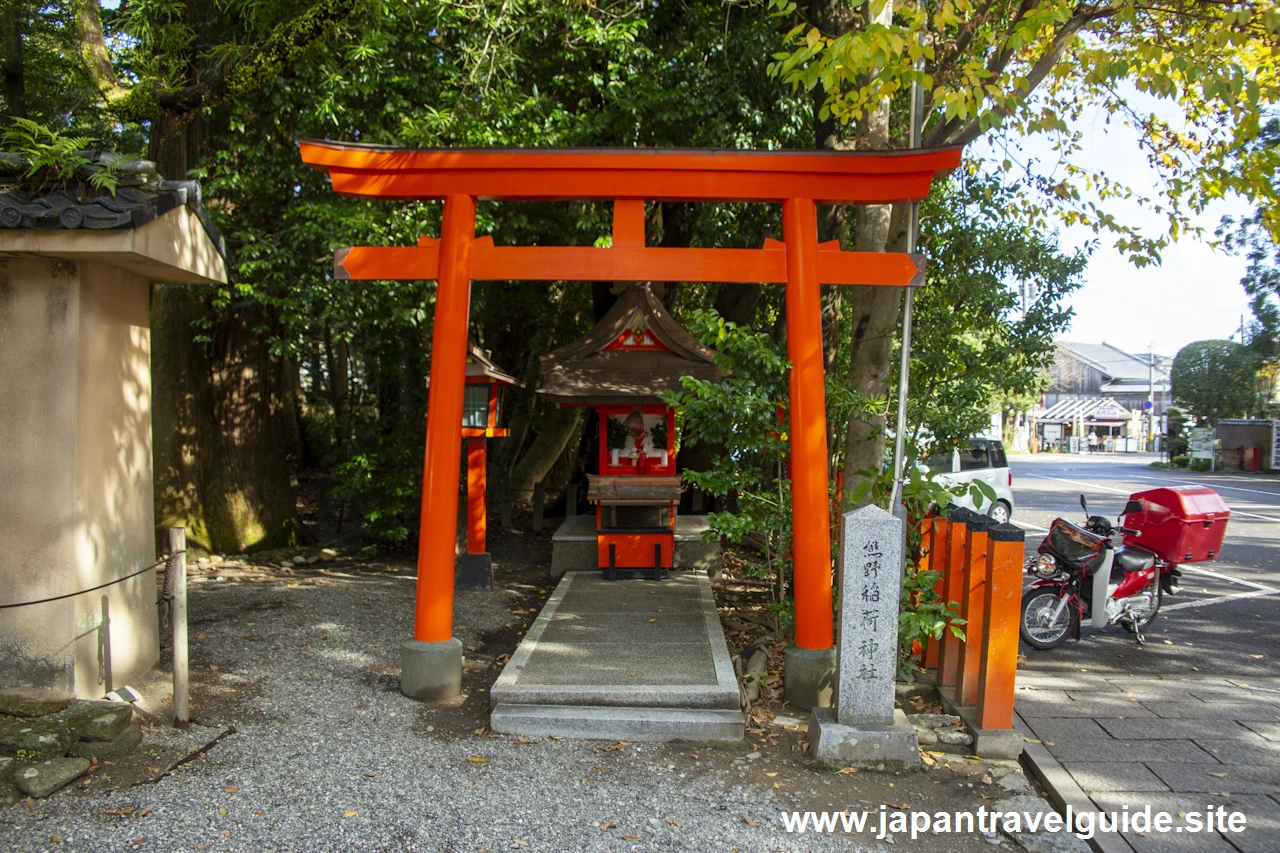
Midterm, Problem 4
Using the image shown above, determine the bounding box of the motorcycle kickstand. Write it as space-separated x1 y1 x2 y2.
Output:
1129 616 1146 645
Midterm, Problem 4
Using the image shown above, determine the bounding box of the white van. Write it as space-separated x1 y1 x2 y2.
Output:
921 437 1015 523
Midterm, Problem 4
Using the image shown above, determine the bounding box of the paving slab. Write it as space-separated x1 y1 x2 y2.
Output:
1193 736 1280 765
1063 761 1170 793
1142 701 1280 721
1097 718 1259 741
1019 693 1158 719
1238 720 1280 741
1146 763 1280 794
1049 740 1218 765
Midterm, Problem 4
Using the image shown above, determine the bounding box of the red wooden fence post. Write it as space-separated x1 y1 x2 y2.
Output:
954 515 993 708
936 512 966 688
977 524 1026 730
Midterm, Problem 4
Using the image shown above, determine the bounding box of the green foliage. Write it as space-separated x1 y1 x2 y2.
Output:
1 117 119 195
902 169 1087 456
662 309 793 569
1172 454 1190 468
1190 458 1213 472
766 0 1280 267
1171 340 1258 425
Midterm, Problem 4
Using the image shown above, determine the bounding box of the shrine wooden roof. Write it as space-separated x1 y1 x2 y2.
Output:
539 284 724 405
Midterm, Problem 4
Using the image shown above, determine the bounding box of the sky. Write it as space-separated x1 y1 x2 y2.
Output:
976 101 1257 361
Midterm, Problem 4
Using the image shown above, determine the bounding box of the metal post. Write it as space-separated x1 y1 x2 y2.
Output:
888 41 926 511
168 527 189 729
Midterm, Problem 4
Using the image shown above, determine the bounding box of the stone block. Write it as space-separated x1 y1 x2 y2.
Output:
491 703 743 742
0 719 71 760
0 688 74 717
14 757 89 798
455 552 492 591
53 700 133 742
400 637 462 701
808 707 919 770
68 725 141 761
835 505 903 728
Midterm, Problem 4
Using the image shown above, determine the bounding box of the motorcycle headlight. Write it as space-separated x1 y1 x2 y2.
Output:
1034 554 1057 578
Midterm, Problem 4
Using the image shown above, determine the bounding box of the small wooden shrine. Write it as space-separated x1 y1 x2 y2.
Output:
539 284 723 579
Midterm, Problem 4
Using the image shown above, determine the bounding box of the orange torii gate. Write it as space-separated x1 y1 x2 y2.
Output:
299 141 963 701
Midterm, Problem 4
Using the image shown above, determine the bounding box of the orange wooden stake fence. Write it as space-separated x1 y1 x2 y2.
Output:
921 507 1026 731
299 141 963 658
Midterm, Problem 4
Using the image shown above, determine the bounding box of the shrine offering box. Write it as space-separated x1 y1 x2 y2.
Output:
1122 486 1230 564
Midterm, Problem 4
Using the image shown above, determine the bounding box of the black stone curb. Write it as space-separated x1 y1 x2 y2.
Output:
1014 710 1136 853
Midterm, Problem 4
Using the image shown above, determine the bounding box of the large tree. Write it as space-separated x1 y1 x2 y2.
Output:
769 0 1280 498
62 0 360 552
1171 339 1258 424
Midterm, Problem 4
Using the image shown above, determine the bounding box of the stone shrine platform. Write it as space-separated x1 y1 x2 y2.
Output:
549 515 722 580
489 571 743 741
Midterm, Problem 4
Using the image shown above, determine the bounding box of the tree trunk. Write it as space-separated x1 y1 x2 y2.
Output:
148 113 306 553
2 5 25 119
509 405 583 499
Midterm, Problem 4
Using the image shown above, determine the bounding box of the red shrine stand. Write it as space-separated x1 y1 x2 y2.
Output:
297 141 962 703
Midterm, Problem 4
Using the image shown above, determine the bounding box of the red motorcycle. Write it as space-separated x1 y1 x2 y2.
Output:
1020 486 1230 650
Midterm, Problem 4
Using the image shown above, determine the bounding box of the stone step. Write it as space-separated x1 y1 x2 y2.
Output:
491 703 744 742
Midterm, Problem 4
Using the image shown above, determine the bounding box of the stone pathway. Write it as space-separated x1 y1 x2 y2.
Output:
490 570 742 740
1016 672 1280 853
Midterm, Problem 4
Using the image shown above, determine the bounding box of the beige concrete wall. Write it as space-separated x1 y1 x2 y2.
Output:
0 258 158 696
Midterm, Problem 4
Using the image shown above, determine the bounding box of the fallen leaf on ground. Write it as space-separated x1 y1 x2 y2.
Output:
466 757 490 763
599 822 617 830
665 818 683 827
837 767 857 774
363 772 376 777
1023 738 1041 744
223 787 238 794
742 814 761 827
764 772 777 777
343 811 358 818
1209 772 1228 778
514 737 537 745
254 810 265 817
621 836 642 841
209 665 218 672
136 808 152 817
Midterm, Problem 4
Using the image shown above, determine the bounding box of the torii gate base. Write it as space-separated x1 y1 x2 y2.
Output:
299 142 962 706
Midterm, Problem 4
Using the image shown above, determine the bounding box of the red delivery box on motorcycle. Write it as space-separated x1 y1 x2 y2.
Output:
1122 486 1230 564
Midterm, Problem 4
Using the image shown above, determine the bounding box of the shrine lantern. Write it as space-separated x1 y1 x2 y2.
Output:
538 284 723 580
446 343 523 590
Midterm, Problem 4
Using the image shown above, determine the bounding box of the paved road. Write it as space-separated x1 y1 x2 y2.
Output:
1009 452 1280 676
1008 453 1280 853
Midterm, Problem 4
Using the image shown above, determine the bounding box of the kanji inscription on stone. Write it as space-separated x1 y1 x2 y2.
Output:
837 504 904 727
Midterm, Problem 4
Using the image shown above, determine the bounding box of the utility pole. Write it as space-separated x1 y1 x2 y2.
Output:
1148 345 1155 453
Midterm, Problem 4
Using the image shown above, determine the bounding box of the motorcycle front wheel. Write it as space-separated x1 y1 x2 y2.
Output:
1021 589 1078 650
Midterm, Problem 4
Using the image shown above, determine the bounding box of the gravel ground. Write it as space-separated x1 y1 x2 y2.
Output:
1 539 1048 853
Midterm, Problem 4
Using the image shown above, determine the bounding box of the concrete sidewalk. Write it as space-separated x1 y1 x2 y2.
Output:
490 570 743 741
1016 672 1280 853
